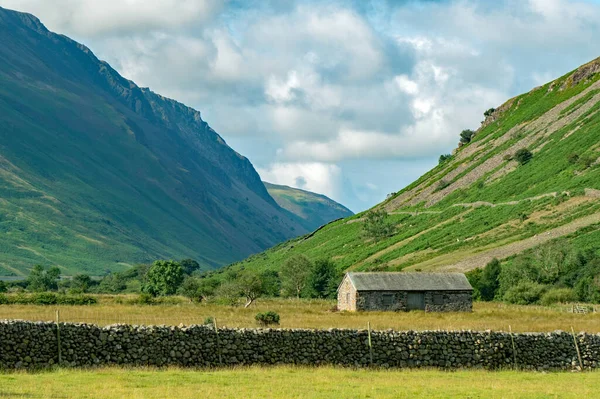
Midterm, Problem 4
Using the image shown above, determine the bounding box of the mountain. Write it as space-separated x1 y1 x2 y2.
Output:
0 7 307 277
230 58 600 275
264 182 354 232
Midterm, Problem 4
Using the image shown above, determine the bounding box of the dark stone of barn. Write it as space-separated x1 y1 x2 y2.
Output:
337 272 473 312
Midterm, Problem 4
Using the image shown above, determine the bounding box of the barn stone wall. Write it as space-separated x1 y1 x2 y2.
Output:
1 320 599 371
355 290 472 312
424 291 473 312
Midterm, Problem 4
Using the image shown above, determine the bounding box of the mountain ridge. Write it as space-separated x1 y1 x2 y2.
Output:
264 182 354 232
0 6 306 276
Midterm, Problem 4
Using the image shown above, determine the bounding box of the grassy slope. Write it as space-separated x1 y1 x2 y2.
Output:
230 59 600 275
0 8 306 276
264 182 354 232
1 368 598 399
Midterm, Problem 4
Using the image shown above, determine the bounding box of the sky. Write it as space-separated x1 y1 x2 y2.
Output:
2 0 600 212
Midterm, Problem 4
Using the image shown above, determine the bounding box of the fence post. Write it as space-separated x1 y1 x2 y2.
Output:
571 326 584 371
56 310 62 365
367 322 373 367
213 318 222 366
509 325 517 370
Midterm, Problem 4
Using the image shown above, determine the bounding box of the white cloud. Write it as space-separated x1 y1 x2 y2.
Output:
394 75 419 95
0 0 223 36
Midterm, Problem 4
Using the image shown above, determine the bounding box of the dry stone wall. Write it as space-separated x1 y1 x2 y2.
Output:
1 320 599 371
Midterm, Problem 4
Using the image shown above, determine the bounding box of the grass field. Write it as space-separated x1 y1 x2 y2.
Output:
1 298 599 333
0 367 598 398
2 299 599 398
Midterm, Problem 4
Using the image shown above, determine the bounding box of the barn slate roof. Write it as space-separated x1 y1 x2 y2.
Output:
346 272 472 292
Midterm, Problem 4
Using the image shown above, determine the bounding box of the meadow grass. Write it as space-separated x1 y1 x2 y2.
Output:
1 298 599 333
0 366 598 399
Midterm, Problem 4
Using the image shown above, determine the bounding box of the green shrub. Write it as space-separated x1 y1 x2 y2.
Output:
438 154 452 164
484 108 496 117
33 292 60 305
578 156 596 170
255 311 280 326
203 316 215 326
0 293 97 305
0 293 8 305
435 180 451 192
514 148 533 165
459 129 475 144
552 193 569 206
136 293 156 305
540 288 576 306
362 210 395 241
568 153 580 164
503 282 547 305
61 295 97 305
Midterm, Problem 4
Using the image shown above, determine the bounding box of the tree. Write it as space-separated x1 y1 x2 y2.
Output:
0 280 6 293
466 268 483 300
307 259 339 299
260 270 281 297
280 255 312 298
575 277 600 303
459 129 475 144
215 280 242 306
438 154 452 164
238 270 265 308
514 148 533 165
97 273 127 293
363 210 395 240
71 274 92 293
179 276 220 302
478 258 501 301
484 108 495 118
180 259 201 275
143 260 184 296
27 264 60 292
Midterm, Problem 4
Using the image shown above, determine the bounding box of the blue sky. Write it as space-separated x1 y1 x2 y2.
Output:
2 0 600 212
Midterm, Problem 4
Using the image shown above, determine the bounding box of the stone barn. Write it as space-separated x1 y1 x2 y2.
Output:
337 272 473 312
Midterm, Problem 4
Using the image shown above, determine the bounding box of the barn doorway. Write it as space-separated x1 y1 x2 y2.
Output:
407 292 425 310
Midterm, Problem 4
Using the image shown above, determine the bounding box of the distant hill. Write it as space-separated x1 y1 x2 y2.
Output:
230 57 600 275
264 182 354 232
0 7 307 276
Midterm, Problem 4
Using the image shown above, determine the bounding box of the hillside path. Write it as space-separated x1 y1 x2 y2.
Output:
451 192 558 208
425 212 600 272
350 210 471 270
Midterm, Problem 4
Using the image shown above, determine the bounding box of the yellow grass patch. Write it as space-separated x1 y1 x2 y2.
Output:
1 299 598 333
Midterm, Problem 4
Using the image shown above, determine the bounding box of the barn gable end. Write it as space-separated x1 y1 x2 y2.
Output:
337 273 358 311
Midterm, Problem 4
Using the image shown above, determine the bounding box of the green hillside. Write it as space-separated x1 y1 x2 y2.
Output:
230 58 600 275
0 7 306 277
264 182 353 232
